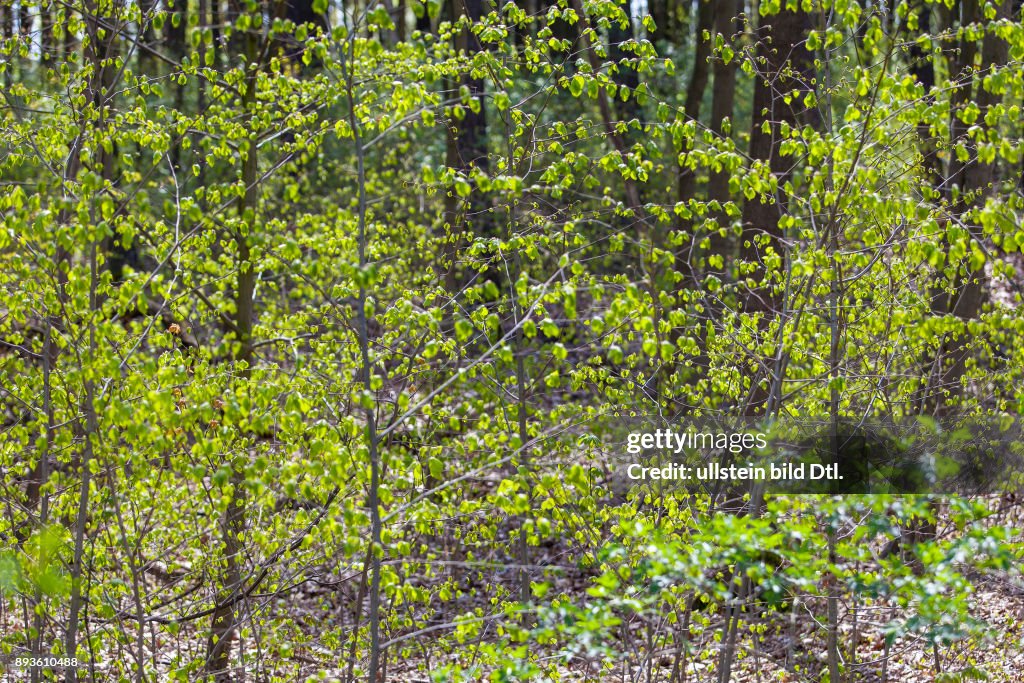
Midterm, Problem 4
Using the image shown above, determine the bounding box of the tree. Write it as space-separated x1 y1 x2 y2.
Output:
738 2 817 414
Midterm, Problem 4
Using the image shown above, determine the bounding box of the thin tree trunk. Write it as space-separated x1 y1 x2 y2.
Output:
513 234 530 610
340 24 385 682
716 574 749 683
197 0 209 182
65 2 116 674
211 0 224 64
904 1 940 187
671 0 716 391
66 239 100 683
415 0 432 34
826 36 843 669
826 532 841 682
205 24 262 682
18 0 30 37
284 0 329 60
29 322 53 683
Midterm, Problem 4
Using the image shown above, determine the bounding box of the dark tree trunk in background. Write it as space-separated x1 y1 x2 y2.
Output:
276 0 328 62
569 0 644 215
166 0 187 173
211 0 224 64
64 7 77 54
415 0 432 34
706 0 739 268
647 0 667 40
88 2 134 285
225 0 246 60
674 0 739 418
443 0 490 285
1 4 12 41
449 0 488 172
903 0 941 186
607 0 647 212
137 0 158 50
64 5 117 673
18 1 30 36
40 1 57 58
674 0 712 291
944 0 976 209
287 0 327 32
903 1 945 414
165 0 186 60
739 6 816 313
708 0 738 205
379 0 400 46
543 0 576 47
206 22 262 679
683 0 713 119
737 5 815 417
676 0 712 212
922 0 1010 415
608 2 641 125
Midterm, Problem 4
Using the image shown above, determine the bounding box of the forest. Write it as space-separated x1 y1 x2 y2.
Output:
1 0 1024 680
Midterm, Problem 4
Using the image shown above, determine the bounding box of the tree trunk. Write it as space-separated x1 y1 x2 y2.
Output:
396 0 407 41
708 0 738 205
676 0 713 215
276 0 329 63
904 0 940 186
205 22 262 683
737 5 816 414
65 1 116 675
704 0 739 271
608 1 640 126
211 0 224 65
443 0 490 286
450 0 488 171
1 3 12 41
18 0 30 37
647 0 667 42
40 0 58 59
740 6 816 307
920 0 1010 415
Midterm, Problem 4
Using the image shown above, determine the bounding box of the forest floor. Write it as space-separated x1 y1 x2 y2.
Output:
378 573 1024 682
2 504 1022 682
340 548 1024 683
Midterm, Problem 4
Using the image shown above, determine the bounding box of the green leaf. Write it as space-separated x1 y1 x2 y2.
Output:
569 75 584 98
428 457 443 479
